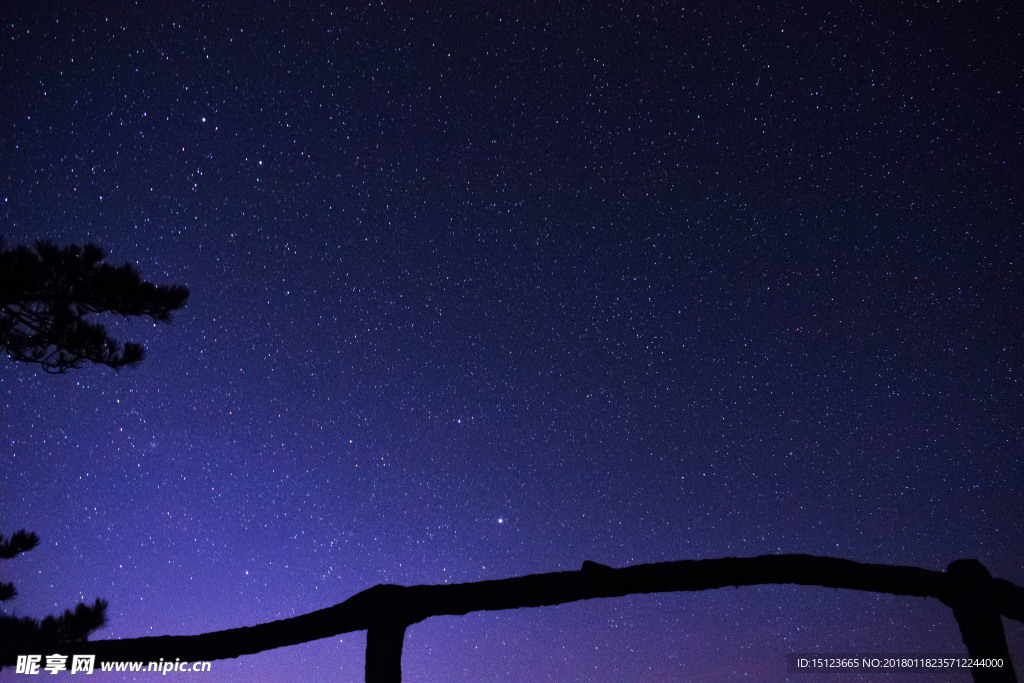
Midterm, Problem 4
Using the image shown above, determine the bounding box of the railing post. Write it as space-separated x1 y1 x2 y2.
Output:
365 617 408 683
946 559 1017 683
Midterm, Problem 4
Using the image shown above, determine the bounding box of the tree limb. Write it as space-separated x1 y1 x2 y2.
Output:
1 555 1019 681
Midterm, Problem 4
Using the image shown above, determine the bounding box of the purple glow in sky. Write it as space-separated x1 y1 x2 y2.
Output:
2 2 1021 680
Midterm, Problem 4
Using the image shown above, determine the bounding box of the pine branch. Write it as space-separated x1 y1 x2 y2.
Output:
0 599 107 642
0 530 39 559
0 240 187 372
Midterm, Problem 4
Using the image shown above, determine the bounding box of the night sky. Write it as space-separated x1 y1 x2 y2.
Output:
1 2 1021 681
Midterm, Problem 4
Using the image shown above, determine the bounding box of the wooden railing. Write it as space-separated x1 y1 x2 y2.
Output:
2 554 1021 682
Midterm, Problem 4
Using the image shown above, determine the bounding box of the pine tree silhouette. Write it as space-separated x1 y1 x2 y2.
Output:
0 531 108 642
0 239 189 372
1 240 187 659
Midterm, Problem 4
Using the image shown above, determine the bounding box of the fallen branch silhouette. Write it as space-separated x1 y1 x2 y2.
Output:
2 554 1020 682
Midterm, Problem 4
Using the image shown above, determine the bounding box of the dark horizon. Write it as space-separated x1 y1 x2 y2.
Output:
1 1 1021 679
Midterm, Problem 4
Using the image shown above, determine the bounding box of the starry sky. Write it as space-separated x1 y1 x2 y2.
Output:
1 2 1021 680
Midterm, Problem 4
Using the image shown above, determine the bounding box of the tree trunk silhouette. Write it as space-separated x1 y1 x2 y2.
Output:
945 560 1018 683
2 555 1020 682
365 617 407 683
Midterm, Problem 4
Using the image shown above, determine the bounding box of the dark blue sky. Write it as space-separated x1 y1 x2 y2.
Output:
2 2 1021 680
